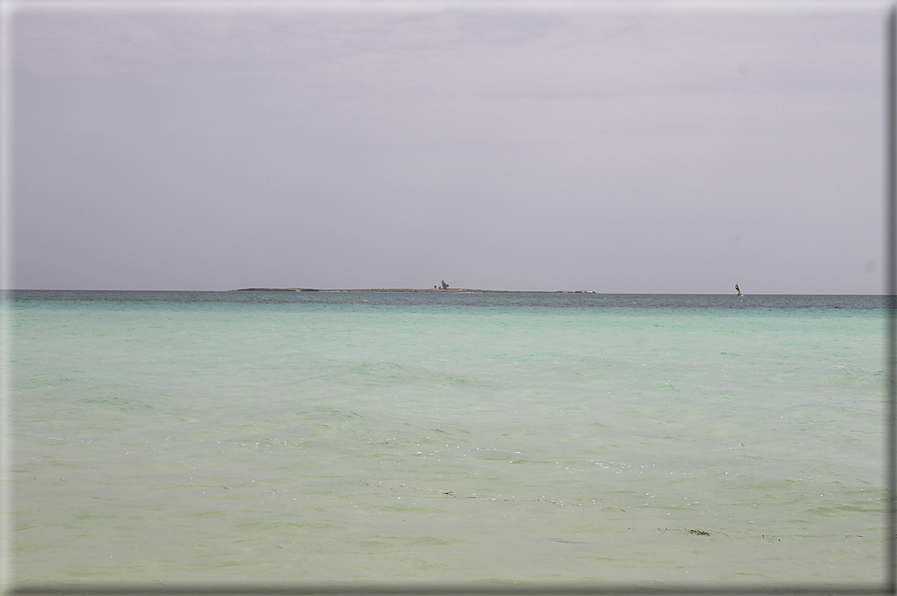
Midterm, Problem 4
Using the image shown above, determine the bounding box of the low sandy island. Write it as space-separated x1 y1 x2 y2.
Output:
233 287 596 294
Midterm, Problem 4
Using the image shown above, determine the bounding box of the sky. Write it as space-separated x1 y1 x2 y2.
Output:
3 0 891 293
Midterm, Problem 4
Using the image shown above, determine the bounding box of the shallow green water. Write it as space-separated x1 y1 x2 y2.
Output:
5 292 887 587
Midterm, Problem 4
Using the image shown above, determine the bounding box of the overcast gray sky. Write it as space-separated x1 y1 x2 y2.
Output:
4 1 890 293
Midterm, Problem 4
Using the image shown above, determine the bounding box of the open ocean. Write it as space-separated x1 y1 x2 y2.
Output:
4 290 889 590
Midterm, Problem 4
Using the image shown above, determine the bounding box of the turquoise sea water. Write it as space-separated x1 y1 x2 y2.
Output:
4 291 888 588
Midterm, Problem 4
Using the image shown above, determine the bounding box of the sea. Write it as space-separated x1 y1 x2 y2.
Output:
3 290 890 591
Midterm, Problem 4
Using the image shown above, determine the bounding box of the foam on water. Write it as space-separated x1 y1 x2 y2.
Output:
6 291 887 586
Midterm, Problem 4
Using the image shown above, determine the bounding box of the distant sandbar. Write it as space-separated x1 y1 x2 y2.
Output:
232 287 596 294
